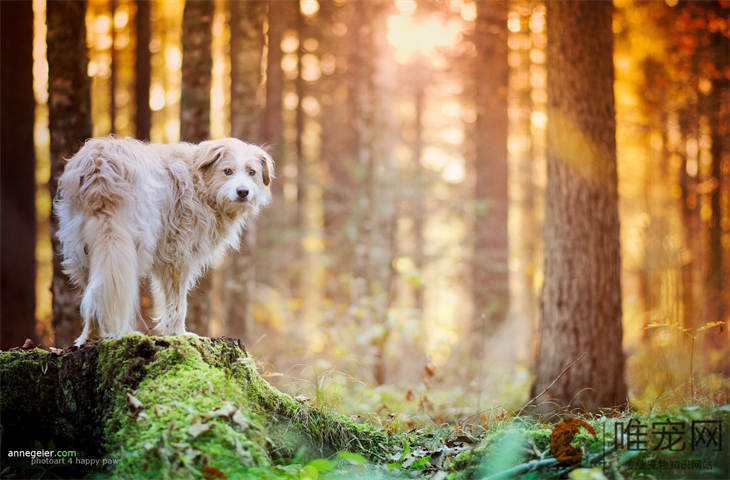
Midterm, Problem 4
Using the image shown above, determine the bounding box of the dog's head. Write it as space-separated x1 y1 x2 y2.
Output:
195 138 274 215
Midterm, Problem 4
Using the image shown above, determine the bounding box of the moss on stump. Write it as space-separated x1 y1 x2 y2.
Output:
0 334 396 478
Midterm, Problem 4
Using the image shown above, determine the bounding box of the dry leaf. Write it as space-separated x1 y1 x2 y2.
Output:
202 466 227 480
424 362 436 377
21 339 35 350
189 421 212 438
202 402 237 420
231 409 251 430
126 393 143 411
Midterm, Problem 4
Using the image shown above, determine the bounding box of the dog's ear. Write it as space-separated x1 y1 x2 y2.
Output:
198 145 224 170
259 153 274 186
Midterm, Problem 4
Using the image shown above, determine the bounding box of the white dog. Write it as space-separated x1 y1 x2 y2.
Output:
54 137 273 345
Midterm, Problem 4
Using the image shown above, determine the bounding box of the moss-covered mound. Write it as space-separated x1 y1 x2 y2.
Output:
0 334 397 478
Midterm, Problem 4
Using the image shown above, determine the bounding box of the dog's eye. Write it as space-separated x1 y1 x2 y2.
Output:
248 168 256 176
224 168 234 176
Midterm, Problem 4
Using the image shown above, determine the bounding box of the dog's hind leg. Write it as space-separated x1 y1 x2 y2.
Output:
76 216 139 344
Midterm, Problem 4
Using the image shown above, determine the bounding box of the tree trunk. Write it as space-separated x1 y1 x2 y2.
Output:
295 4 306 233
47 0 93 347
413 78 425 314
180 0 214 335
0 336 394 478
1 0 37 349
135 0 152 140
706 23 729 345
472 0 509 368
228 0 266 340
110 0 117 134
262 0 284 201
530 0 627 413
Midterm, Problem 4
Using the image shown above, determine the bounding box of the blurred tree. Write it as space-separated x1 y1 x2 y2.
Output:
531 0 627 412
110 0 117 134
1 0 37 348
471 0 509 371
705 3 729 336
135 0 152 140
321 0 354 282
262 0 284 201
226 0 266 340
295 2 306 233
411 57 426 316
181 0 214 335
47 0 92 346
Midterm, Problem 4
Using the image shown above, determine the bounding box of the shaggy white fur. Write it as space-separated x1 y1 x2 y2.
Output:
54 137 274 345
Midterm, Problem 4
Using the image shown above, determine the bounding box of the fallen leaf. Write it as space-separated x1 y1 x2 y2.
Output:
295 395 311 403
126 393 143 411
49 347 64 355
405 390 415 401
424 363 436 377
231 409 251 430
202 466 226 480
22 339 35 350
202 402 237 420
189 421 212 438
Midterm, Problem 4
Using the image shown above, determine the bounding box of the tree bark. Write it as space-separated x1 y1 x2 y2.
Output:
135 0 152 140
1 0 37 349
228 0 266 340
180 0 214 335
47 0 93 347
530 0 627 413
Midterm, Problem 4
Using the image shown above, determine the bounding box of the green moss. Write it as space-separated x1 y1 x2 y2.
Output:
93 335 397 477
2 335 399 478
104 341 270 478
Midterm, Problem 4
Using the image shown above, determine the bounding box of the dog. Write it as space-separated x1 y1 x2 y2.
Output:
54 137 273 345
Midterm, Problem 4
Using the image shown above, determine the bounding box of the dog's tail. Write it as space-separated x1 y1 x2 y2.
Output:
58 138 135 216
75 216 138 345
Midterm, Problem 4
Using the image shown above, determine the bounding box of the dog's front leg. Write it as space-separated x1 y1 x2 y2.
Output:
154 269 193 336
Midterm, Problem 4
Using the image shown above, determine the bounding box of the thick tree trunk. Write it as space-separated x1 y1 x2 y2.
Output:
472 0 509 338
135 0 152 140
0 336 393 478
47 0 93 347
181 0 214 335
1 0 37 349
228 0 266 340
530 0 627 413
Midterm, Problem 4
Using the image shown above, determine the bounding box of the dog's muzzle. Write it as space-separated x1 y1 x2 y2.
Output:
236 187 249 201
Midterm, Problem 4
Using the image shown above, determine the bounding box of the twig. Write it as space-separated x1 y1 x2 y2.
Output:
517 352 586 417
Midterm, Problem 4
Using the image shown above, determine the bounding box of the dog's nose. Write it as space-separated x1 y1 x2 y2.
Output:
236 187 249 200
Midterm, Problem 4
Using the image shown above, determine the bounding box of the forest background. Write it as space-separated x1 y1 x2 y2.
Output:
1 0 728 423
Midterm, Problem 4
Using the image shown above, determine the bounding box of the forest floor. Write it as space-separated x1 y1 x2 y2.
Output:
0 335 728 479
